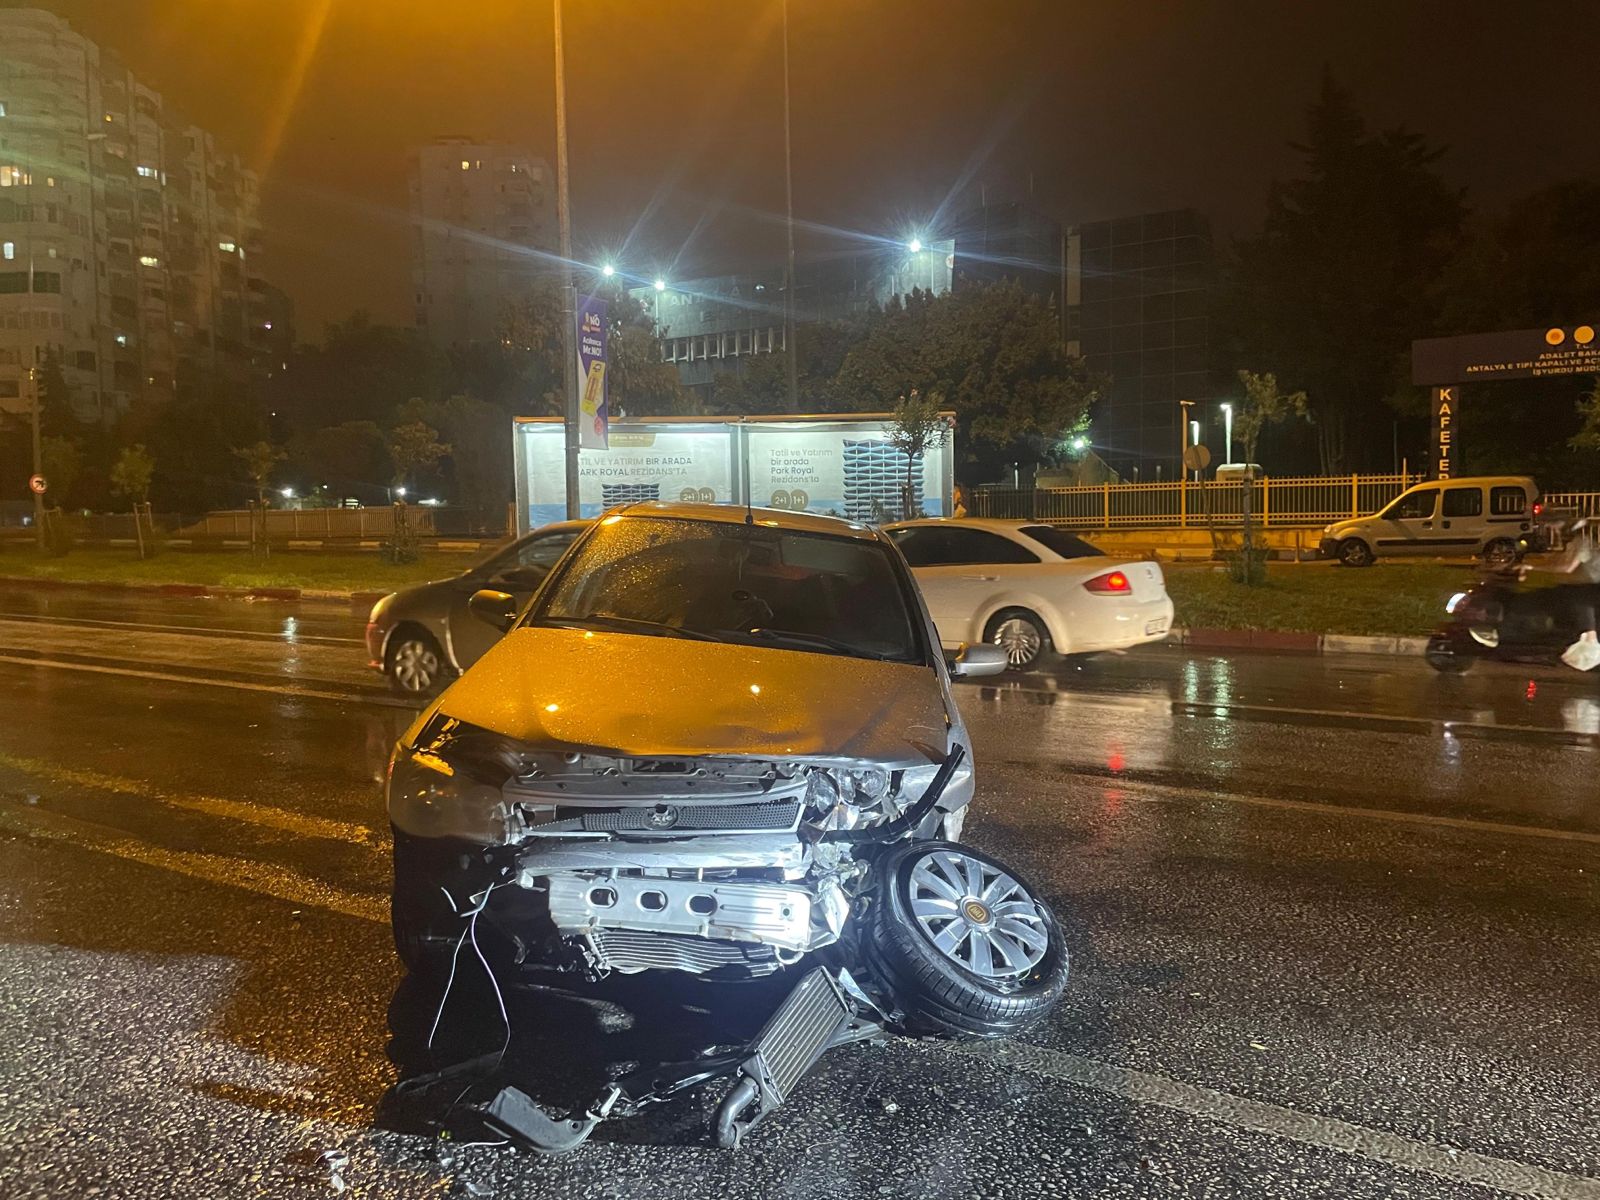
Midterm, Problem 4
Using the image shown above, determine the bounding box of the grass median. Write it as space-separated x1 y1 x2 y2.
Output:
0 547 458 593
1163 561 1475 638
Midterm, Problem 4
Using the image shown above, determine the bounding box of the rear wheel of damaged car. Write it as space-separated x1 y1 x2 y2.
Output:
1337 538 1375 567
984 607 1052 671
865 841 1068 1039
387 627 447 696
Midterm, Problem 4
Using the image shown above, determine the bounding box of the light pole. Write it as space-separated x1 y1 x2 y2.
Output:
553 0 580 520
1221 402 1234 466
1178 399 1194 476
781 0 799 413
29 355 43 551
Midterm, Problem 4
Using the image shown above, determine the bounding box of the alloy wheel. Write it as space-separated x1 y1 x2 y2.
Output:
391 639 441 693
991 617 1042 667
907 849 1050 979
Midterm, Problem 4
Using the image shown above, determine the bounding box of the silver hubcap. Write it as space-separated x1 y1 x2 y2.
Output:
908 850 1049 979
391 640 439 692
992 617 1042 666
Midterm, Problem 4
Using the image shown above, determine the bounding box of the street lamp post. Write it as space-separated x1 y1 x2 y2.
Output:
553 0 580 520
29 357 43 551
1221 402 1234 466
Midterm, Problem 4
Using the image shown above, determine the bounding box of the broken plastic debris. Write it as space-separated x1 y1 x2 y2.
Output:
319 1149 349 1192
1248 1041 1269 1051
462 1182 493 1198
881 1099 899 1114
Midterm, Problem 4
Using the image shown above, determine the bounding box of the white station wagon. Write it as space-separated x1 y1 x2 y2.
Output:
884 518 1175 670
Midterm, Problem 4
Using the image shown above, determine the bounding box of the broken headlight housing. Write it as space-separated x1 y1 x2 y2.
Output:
387 717 525 843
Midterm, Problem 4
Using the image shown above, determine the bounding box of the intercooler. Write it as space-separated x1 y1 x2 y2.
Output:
587 928 782 975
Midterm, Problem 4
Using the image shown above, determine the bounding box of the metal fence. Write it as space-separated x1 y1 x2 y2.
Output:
1542 492 1600 549
974 474 1426 529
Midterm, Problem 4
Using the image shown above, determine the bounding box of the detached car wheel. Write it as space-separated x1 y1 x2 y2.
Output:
387 630 446 696
986 609 1052 671
866 841 1068 1039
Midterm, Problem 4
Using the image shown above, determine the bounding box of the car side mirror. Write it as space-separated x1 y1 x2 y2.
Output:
469 588 518 633
946 642 1008 678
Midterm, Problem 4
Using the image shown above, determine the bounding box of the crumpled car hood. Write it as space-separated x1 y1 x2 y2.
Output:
429 625 951 765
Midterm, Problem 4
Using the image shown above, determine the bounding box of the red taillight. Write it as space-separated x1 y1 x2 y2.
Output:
1084 570 1131 595
1533 502 1544 516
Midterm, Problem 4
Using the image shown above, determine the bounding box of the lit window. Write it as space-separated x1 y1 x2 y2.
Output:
136 165 157 178
46 247 56 258
0 166 29 187
0 102 7 117
103 113 113 123
263 321 273 330
510 163 520 174
138 255 159 267
115 333 128 346
2 242 11 260
474 160 481 169
460 160 470 171
218 241 236 253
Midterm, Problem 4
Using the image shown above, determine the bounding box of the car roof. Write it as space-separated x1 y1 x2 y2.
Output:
883 517 1054 534
614 501 882 541
528 519 592 535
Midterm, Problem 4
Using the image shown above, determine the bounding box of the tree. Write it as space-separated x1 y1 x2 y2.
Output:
288 420 389 502
400 394 513 518
888 389 949 519
40 437 82 507
110 444 155 503
387 420 449 490
1229 73 1463 472
830 282 1100 481
233 441 286 505
1574 376 1600 453
264 312 447 435
1234 370 1309 465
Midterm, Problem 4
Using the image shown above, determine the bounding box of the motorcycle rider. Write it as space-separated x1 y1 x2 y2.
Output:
1542 520 1600 670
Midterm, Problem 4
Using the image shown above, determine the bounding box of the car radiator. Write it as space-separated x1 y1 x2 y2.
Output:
587 928 782 975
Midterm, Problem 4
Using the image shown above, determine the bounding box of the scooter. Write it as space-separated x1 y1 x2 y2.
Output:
1425 520 1599 674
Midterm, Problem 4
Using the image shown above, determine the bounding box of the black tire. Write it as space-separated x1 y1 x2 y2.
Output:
1337 538 1375 568
864 841 1069 1040
1482 538 1519 568
386 627 447 697
984 608 1053 672
1424 634 1471 674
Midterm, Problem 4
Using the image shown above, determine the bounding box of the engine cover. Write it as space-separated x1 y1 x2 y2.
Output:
546 874 817 952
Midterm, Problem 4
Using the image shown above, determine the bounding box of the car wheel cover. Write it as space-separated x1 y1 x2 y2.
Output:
992 617 1042 666
392 640 439 691
908 849 1049 980
1343 541 1370 565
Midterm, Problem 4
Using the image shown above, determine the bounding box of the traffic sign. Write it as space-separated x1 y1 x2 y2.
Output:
28 474 47 495
1182 444 1212 472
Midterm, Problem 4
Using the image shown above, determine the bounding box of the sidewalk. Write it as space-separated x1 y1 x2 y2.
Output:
0 574 391 610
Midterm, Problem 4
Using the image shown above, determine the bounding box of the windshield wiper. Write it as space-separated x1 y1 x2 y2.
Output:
741 628 886 659
536 615 723 642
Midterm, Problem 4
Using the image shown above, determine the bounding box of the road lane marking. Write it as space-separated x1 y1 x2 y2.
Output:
0 751 380 848
0 612 363 645
951 1040 1600 1199
5 793 1593 1194
0 653 410 708
987 761 1600 847
0 800 387 924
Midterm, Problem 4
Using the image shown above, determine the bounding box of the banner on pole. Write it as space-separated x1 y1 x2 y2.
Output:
577 297 608 450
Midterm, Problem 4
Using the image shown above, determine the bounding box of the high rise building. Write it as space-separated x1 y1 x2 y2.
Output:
0 8 274 422
408 137 555 347
1066 209 1217 479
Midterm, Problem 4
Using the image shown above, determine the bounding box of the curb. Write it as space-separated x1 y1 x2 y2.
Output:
1170 627 1430 658
0 575 383 607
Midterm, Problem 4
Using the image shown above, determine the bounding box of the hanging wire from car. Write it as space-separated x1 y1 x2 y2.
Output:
427 882 511 1074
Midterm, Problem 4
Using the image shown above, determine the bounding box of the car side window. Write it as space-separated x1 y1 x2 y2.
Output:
938 528 1040 565
1442 487 1483 518
1386 488 1438 520
889 527 949 567
1490 486 1527 516
513 531 576 570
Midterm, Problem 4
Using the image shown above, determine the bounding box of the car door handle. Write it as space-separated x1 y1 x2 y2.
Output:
960 574 999 582
1421 521 1432 529
1441 520 1451 529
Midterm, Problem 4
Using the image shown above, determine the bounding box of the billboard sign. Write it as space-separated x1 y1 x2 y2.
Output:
1412 324 1600 385
577 296 608 450
1432 386 1458 480
513 415 954 533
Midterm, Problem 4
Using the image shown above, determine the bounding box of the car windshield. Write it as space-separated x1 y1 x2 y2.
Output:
1018 525 1105 560
531 516 923 663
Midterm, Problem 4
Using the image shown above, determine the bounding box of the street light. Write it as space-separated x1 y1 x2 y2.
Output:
907 238 922 254
280 487 294 499
601 263 615 278
1070 435 1089 452
1220 402 1234 466
653 278 666 292
396 486 407 499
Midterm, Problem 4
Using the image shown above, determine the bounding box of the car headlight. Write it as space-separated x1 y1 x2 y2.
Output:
1445 592 1467 614
387 746 517 843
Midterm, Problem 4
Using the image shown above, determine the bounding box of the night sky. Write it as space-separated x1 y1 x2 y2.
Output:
24 0 1600 337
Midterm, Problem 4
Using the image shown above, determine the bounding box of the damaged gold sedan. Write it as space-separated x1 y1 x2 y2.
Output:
386 503 1070 1150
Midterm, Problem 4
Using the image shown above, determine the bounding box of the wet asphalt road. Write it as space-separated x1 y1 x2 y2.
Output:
0 588 1596 1199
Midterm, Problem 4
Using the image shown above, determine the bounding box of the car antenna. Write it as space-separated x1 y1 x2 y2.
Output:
745 491 755 525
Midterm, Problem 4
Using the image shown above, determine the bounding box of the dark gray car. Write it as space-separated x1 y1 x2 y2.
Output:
365 520 588 694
